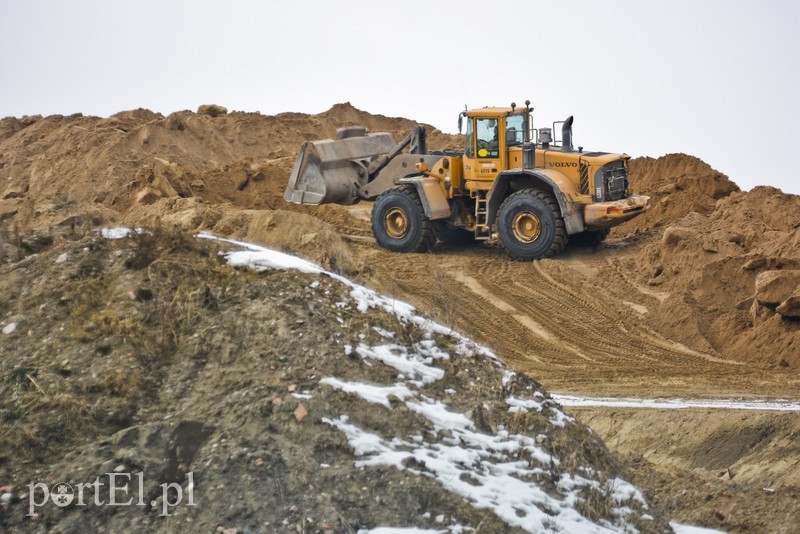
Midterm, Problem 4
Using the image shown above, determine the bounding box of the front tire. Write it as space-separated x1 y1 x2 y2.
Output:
371 186 436 253
496 189 567 260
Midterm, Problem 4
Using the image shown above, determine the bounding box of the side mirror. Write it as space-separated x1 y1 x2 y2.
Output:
458 113 463 134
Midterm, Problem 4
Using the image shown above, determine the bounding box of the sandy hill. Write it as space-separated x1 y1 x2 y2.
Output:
0 228 662 532
0 103 458 233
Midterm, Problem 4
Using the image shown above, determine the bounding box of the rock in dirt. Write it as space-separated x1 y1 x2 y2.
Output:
2 183 26 200
0 200 19 222
776 294 800 318
293 403 308 422
152 173 179 198
755 270 800 307
2 322 17 335
197 104 228 118
662 226 698 247
742 256 767 271
135 187 161 205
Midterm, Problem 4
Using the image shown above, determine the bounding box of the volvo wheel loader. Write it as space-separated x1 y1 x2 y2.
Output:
284 102 650 260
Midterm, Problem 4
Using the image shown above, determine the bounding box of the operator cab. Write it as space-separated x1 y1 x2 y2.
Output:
459 102 532 183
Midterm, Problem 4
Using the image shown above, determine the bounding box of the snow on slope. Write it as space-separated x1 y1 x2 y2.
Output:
97 229 739 532
195 233 650 533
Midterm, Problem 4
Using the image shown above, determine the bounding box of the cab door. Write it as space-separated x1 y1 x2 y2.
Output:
463 117 504 183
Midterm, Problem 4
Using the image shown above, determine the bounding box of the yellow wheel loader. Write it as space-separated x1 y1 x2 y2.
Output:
284 102 650 260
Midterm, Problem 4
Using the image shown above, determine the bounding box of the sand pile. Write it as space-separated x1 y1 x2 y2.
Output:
622 153 740 234
617 158 800 367
0 103 460 234
0 103 461 272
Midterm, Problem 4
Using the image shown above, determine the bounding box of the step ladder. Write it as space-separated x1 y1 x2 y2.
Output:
474 191 491 240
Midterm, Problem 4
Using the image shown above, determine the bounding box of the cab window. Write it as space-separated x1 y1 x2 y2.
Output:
506 114 525 146
476 118 499 158
465 118 474 158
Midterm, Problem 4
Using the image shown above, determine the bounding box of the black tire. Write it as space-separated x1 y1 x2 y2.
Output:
496 189 567 260
436 223 476 245
371 186 436 253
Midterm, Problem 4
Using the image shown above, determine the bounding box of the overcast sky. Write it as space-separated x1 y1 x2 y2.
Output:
1 0 798 194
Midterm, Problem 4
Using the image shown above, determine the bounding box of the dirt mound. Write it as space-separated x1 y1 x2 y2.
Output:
316 103 463 151
0 103 461 235
622 183 800 368
212 209 359 274
619 154 740 234
0 229 664 533
116 196 361 275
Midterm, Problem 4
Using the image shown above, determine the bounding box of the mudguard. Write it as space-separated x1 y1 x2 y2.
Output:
397 176 452 220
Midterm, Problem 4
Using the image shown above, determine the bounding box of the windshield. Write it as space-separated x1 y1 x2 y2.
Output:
476 118 499 158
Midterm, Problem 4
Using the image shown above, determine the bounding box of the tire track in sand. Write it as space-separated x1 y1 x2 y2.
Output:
361 244 772 397
439 249 746 394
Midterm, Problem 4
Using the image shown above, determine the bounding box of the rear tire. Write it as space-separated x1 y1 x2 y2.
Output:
496 189 567 260
371 186 436 253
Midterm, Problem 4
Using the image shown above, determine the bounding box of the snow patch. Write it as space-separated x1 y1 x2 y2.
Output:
325 414 631 534
100 227 144 239
405 397 473 431
373 326 396 338
356 528 450 534
321 378 414 408
553 394 800 412
507 396 574 428
355 343 445 384
670 522 728 534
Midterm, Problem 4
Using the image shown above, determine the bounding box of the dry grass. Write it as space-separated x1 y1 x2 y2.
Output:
574 484 615 523
0 225 239 469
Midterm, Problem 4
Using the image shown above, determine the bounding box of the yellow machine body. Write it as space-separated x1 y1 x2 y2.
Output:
284 104 650 259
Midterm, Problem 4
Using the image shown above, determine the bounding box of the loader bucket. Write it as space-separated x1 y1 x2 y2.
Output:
284 128 396 205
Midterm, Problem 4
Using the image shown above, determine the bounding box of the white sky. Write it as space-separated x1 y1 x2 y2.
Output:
1 0 798 194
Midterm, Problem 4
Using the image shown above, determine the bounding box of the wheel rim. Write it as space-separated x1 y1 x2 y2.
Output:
512 211 541 243
384 207 409 239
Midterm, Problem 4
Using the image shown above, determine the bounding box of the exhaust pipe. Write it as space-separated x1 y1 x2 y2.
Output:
562 115 574 152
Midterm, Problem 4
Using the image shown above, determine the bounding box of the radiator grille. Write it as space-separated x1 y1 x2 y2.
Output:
580 163 589 195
